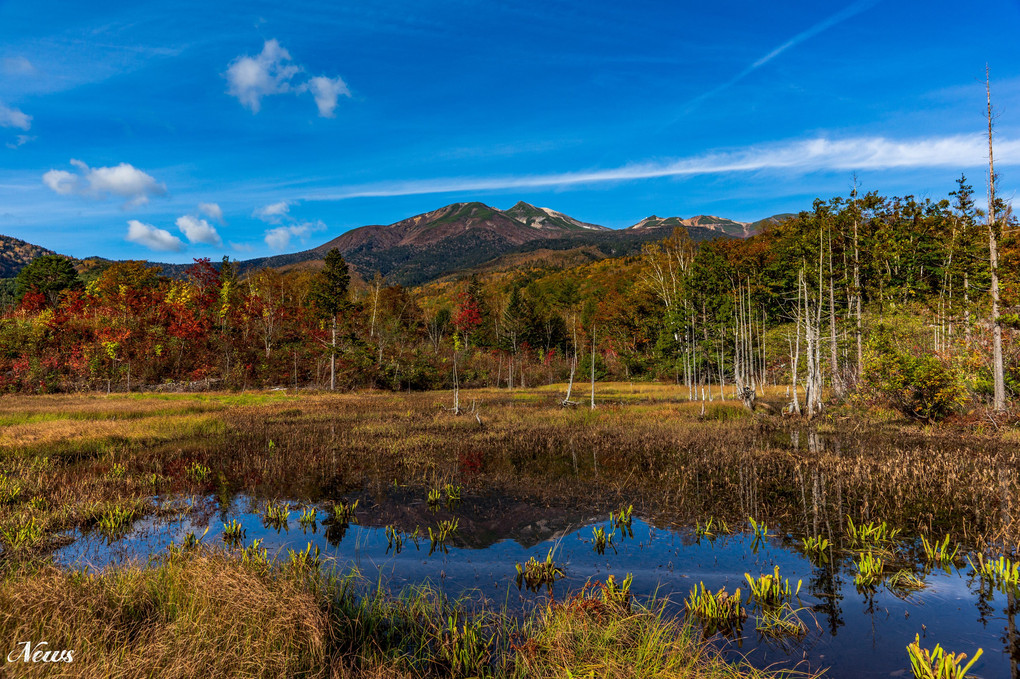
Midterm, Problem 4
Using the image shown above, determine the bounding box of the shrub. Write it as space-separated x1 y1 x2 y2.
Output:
863 331 966 423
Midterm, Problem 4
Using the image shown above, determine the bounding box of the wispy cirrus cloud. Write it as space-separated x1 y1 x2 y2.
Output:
2 56 36 76
6 134 34 150
302 134 1020 201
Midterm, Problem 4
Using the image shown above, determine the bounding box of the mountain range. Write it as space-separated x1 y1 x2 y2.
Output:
1 202 791 286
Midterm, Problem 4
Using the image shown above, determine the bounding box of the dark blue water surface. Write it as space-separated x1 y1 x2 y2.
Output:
55 492 1017 678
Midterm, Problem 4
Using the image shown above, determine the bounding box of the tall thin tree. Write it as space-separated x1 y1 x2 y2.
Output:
986 66 1006 412
311 248 351 391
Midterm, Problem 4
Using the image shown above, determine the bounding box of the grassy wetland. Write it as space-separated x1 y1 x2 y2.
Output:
0 384 1018 678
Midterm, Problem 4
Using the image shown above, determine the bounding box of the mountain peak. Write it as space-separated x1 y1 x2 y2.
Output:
503 202 608 232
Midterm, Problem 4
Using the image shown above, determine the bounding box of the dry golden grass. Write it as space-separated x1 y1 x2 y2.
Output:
0 413 225 449
0 553 326 678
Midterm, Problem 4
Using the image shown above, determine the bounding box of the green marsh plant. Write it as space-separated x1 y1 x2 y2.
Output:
968 553 1020 590
610 505 634 538
591 525 615 555
428 519 458 555
920 534 959 569
854 552 886 589
241 538 270 569
684 583 745 633
298 507 317 529
846 516 901 550
385 524 405 554
440 610 492 677
906 634 983 679
329 499 358 524
756 604 807 640
0 474 23 505
694 517 729 542
801 535 831 564
748 516 769 552
444 483 462 507
0 515 43 551
98 505 138 539
287 542 323 572
599 573 634 610
185 461 212 484
887 569 927 597
516 549 565 591
222 519 246 547
745 566 801 608
262 501 290 532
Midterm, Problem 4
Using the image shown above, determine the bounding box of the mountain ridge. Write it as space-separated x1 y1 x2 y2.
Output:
1 201 791 286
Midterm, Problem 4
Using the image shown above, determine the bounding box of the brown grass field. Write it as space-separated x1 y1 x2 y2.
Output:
0 383 1015 677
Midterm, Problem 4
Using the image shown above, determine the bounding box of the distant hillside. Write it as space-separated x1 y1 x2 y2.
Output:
1 202 780 286
234 201 759 286
0 235 58 278
626 214 757 238
748 213 796 233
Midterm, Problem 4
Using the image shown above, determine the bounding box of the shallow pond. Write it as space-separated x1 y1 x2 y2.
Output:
57 489 1018 678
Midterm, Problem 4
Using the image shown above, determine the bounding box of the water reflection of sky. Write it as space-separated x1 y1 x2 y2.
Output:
56 495 1012 679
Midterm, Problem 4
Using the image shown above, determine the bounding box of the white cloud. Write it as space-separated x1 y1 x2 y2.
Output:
198 202 224 222
42 159 167 208
225 39 300 113
0 102 31 130
225 40 349 117
307 76 350 117
253 200 291 223
176 215 222 246
126 220 185 252
264 220 325 251
303 134 1020 201
2 56 36 76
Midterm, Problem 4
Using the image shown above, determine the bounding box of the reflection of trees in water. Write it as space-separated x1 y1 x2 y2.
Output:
324 521 349 546
1006 591 1019 677
808 562 845 637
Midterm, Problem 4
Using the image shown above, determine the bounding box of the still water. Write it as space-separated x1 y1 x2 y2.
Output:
56 489 1017 678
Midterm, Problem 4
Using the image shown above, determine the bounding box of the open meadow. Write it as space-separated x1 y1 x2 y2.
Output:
1 383 1016 678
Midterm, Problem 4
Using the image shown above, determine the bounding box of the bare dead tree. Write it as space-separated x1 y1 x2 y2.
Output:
986 65 1007 412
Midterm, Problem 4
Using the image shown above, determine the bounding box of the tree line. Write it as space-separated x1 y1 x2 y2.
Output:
2 172 1018 420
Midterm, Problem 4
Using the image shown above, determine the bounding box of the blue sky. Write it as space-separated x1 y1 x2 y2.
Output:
1 0 1019 263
